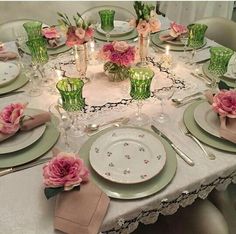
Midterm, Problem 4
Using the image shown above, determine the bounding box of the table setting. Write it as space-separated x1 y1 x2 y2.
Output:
0 2 236 234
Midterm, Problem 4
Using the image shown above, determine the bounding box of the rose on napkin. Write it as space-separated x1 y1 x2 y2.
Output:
43 152 89 199
42 26 60 39
169 22 188 38
212 90 236 118
0 103 27 134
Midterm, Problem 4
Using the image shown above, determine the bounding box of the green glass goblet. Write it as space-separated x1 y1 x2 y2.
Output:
23 21 42 41
187 23 208 66
129 67 154 126
56 78 86 137
98 9 115 42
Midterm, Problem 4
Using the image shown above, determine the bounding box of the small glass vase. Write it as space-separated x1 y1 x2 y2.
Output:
104 62 129 82
74 44 88 82
137 33 150 67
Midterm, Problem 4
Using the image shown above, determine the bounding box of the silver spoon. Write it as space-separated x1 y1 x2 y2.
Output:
172 91 203 104
85 117 129 132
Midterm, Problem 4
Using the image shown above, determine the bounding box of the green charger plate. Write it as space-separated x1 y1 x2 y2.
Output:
79 126 177 200
202 62 236 88
0 73 28 95
20 42 70 56
0 109 60 168
94 29 138 42
151 30 207 51
184 100 236 153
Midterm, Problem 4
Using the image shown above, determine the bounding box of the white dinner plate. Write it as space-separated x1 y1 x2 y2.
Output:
194 101 221 138
89 128 166 184
223 53 236 80
97 20 134 36
0 108 46 154
0 62 20 87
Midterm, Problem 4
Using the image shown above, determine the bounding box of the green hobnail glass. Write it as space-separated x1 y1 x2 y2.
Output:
129 67 154 100
187 23 208 48
56 78 85 112
26 38 49 64
23 21 42 40
208 46 234 76
99 9 115 32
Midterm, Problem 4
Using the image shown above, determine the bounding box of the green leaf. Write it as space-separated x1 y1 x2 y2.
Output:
44 187 64 199
218 80 231 90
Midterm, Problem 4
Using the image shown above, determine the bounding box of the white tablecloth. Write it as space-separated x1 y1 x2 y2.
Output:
0 33 236 234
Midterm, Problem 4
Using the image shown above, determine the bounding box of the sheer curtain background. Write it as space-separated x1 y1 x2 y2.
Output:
158 1 235 25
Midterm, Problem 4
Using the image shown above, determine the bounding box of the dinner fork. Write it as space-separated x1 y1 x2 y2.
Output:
178 120 216 160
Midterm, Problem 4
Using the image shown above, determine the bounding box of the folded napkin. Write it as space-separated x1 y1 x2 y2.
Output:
159 34 176 42
0 112 51 142
54 179 110 234
205 90 236 144
0 51 18 61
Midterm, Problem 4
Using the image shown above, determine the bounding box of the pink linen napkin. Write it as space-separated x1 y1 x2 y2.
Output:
0 112 51 142
205 90 236 144
54 181 110 234
0 51 18 61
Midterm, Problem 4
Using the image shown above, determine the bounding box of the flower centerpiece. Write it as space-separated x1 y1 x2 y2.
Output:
43 152 89 199
131 1 161 66
99 41 136 82
42 26 61 48
58 12 94 79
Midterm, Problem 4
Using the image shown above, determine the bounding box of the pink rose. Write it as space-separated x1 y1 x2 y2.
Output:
75 27 86 40
42 27 60 39
136 20 151 37
212 90 236 118
43 152 89 191
113 41 129 53
149 18 161 33
84 27 94 40
0 103 26 134
66 26 84 47
169 22 188 37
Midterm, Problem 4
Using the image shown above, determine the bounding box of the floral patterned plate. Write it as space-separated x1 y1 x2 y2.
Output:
0 62 20 87
89 128 166 184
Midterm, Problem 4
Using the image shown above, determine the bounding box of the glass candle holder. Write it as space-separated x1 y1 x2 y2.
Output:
26 38 49 64
129 67 154 126
23 21 43 40
187 23 208 48
208 46 234 76
99 9 115 42
56 78 85 112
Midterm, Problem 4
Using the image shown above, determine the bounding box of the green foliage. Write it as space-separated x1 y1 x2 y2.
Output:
133 1 155 22
218 80 232 90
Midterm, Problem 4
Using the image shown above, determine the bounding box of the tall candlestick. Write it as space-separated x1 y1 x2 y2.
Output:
165 45 170 55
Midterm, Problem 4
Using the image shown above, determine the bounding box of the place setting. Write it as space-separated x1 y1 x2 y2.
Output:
0 102 60 169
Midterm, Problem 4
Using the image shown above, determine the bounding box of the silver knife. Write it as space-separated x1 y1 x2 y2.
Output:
151 125 195 166
0 90 25 98
0 157 51 177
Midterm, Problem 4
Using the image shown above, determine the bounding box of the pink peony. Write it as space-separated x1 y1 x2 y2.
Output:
42 27 60 39
113 41 129 53
149 18 161 33
75 27 86 40
0 103 26 134
212 90 236 118
43 152 89 191
137 20 151 37
169 22 188 37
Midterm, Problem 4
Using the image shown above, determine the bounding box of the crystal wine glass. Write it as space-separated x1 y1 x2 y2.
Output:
129 66 154 126
99 9 115 42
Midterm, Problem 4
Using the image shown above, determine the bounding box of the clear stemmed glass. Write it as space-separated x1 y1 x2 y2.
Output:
129 66 154 126
179 33 189 61
99 9 115 42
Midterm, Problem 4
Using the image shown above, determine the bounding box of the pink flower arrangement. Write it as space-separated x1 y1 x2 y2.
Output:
169 22 188 38
99 41 136 67
58 12 94 47
212 90 236 118
42 26 60 39
0 103 26 134
132 1 161 37
43 152 89 191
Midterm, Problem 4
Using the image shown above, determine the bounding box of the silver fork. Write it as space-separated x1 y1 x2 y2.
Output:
178 120 216 160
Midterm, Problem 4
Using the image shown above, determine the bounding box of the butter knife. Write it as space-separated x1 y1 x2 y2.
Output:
151 125 195 166
0 157 51 177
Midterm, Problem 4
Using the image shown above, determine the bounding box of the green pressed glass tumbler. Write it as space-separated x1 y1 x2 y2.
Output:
23 21 42 40
129 67 154 126
208 47 234 76
56 78 85 112
98 9 115 42
26 38 49 64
